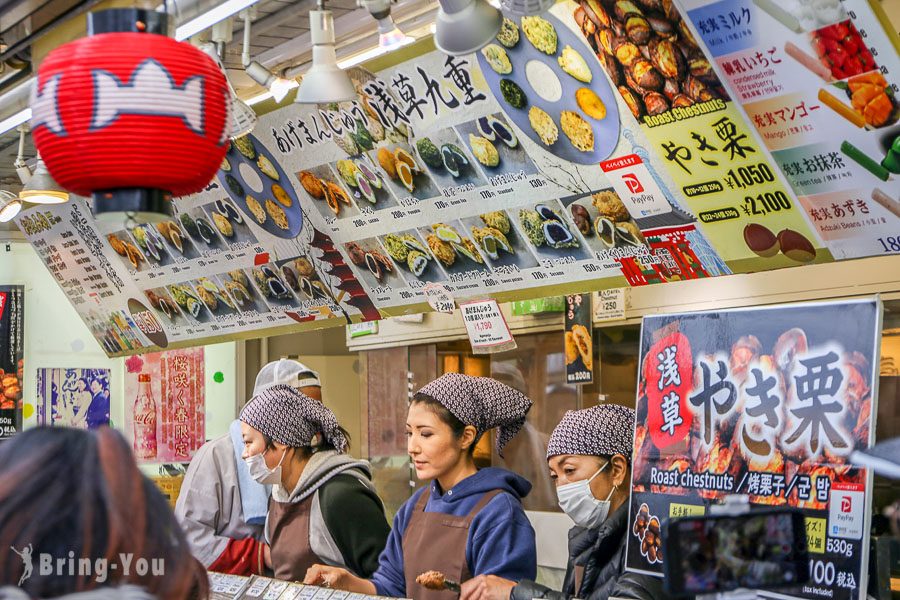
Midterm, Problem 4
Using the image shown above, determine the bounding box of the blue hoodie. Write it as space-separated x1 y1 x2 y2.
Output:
370 467 537 597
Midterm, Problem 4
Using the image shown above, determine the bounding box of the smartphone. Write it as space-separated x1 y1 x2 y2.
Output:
663 508 810 597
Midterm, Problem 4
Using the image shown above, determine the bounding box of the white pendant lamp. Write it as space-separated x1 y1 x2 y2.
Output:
377 16 413 49
18 157 70 205
0 190 23 222
434 0 502 56
295 6 357 104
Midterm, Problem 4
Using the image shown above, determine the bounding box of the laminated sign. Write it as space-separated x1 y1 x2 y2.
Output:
460 299 516 354
627 298 880 600
565 293 594 384
0 286 24 439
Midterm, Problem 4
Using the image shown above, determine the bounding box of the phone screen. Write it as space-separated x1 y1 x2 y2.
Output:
664 510 809 596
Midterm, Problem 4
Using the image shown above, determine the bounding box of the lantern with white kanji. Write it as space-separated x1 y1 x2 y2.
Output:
30 8 231 220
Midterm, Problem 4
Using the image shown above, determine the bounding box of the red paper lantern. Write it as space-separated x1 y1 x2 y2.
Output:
30 9 230 209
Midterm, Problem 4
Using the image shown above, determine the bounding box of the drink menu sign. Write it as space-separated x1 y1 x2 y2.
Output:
628 299 880 600
679 0 900 260
124 348 204 463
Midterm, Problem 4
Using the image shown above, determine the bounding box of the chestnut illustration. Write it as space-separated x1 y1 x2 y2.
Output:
743 223 779 257
777 228 816 263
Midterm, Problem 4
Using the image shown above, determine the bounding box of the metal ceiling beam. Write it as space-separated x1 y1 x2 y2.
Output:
255 0 435 70
233 0 317 38
283 8 435 77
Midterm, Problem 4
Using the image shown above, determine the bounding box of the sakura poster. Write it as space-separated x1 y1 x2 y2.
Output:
124 348 204 463
628 299 880 600
36 368 110 429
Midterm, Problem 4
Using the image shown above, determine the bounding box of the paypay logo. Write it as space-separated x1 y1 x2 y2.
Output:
622 173 644 194
841 496 852 513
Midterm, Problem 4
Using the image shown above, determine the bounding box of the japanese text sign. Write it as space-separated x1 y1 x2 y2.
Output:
460 299 516 354
628 299 880 600
124 347 205 463
0 286 24 439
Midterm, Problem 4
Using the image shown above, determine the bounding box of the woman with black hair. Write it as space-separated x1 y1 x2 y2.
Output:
0 427 208 599
239 384 389 581
305 373 538 599
463 404 668 600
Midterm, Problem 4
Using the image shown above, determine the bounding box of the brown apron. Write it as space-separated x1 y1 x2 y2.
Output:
268 494 325 581
402 488 503 600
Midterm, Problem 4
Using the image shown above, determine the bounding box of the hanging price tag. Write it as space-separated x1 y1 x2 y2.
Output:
459 299 516 354
594 288 626 322
424 283 456 314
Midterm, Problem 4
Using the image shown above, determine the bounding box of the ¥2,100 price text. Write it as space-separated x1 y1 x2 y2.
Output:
742 191 791 216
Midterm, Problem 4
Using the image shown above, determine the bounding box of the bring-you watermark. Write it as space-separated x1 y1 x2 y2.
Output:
11 545 165 585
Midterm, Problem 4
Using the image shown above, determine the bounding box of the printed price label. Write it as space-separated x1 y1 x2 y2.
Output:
459 299 515 354
594 288 626 322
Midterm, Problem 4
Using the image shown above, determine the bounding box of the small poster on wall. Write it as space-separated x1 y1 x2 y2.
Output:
124 348 205 463
0 285 24 439
565 293 594 384
36 368 111 428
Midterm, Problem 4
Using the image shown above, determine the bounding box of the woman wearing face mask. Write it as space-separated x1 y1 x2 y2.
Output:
239 384 390 581
462 404 668 600
305 373 538 599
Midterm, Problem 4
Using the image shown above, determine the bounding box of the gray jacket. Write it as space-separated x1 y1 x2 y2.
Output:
267 450 387 575
174 435 264 567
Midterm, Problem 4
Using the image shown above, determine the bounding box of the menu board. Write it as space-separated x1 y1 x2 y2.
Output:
19 0 898 355
567 0 841 272
16 8 737 356
680 0 900 260
627 299 880 600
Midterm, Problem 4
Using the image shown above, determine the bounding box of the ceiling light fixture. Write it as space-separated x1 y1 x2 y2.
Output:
295 2 357 104
17 156 69 205
360 0 413 49
14 125 31 185
240 12 298 105
175 0 262 41
0 191 23 223
200 41 258 138
377 17 413 49
337 37 414 69
433 0 502 55
245 62 297 102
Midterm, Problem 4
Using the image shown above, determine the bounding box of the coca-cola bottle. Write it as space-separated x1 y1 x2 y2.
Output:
133 373 157 460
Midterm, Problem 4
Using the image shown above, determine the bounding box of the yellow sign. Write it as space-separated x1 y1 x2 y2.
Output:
805 517 826 554
669 503 706 518
641 105 831 272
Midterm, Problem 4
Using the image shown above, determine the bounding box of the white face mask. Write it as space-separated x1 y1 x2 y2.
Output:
556 461 617 529
244 448 287 485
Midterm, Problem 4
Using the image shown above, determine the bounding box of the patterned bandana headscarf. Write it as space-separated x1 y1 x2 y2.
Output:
546 404 635 460
414 373 533 456
240 384 348 452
